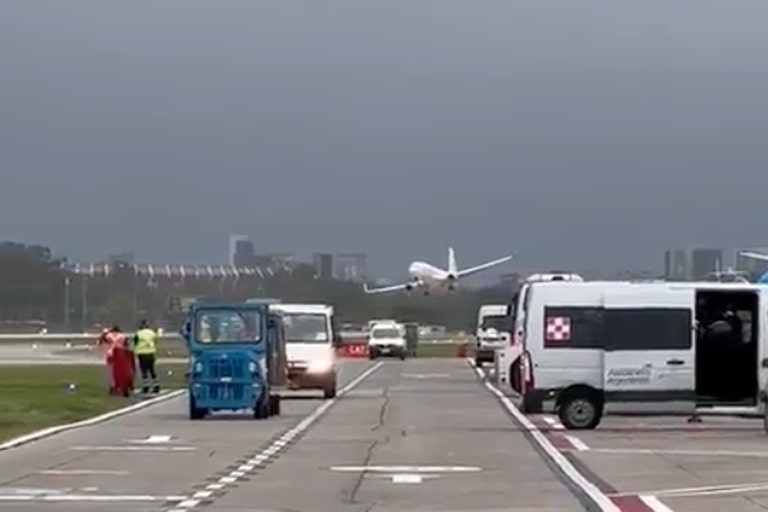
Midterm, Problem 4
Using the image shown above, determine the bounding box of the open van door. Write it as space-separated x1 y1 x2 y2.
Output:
602 287 696 415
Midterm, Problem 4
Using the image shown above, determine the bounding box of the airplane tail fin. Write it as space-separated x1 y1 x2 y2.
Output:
448 247 458 275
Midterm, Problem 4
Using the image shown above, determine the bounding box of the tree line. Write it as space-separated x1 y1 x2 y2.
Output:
0 241 515 331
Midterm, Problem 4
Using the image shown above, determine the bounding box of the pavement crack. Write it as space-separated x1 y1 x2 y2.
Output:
348 387 392 504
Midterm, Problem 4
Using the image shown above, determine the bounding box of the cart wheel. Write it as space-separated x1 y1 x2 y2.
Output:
270 394 281 416
189 397 206 420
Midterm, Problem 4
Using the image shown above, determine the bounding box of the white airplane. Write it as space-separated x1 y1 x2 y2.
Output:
363 247 514 296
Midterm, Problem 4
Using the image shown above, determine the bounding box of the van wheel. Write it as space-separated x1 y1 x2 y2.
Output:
189 397 207 420
474 357 483 368
557 389 602 430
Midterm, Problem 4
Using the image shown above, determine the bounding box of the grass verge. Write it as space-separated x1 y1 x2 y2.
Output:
0 363 187 443
416 342 464 358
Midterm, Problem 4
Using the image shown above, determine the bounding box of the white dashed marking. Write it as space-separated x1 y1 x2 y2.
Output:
166 362 383 512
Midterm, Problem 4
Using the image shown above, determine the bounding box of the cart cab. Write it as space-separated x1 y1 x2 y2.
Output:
182 302 285 420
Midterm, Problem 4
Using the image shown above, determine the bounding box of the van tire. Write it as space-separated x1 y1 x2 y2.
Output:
557 388 602 430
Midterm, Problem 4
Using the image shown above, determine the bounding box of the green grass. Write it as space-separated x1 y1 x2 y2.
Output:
415 342 465 358
0 363 187 443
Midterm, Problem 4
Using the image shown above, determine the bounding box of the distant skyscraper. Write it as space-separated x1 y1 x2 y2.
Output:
663 247 722 281
335 253 368 282
664 248 689 280
691 248 723 280
233 239 256 268
312 253 334 279
228 235 249 265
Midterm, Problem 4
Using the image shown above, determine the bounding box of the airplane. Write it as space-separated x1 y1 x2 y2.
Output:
736 251 768 284
363 247 514 296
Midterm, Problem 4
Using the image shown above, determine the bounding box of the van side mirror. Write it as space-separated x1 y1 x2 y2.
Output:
267 318 277 330
332 332 343 347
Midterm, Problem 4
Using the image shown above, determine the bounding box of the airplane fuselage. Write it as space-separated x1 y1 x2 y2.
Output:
407 261 456 294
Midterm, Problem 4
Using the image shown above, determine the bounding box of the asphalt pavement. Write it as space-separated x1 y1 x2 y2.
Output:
7 354 768 511
0 359 589 512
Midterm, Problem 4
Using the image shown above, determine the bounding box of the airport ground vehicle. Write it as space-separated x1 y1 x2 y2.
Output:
473 304 509 367
510 280 768 430
183 301 287 420
368 321 407 360
270 303 340 399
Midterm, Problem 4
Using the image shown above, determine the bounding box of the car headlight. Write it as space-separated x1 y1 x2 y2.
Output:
307 357 333 373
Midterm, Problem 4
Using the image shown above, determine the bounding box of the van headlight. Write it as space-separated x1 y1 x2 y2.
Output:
308 357 333 374
248 362 257 373
194 361 203 373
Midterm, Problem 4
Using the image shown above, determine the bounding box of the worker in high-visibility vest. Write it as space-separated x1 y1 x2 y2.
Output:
134 320 160 394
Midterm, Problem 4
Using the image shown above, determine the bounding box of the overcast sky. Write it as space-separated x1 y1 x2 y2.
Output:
2 1 768 278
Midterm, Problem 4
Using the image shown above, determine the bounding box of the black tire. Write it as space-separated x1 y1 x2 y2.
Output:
369 351 377 360
323 374 337 399
474 357 483 368
557 389 603 430
189 397 206 420
253 390 271 419
269 394 281 416
399 351 406 361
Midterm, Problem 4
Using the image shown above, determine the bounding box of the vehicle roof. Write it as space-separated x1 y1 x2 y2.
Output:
370 321 401 328
528 280 765 292
269 303 333 314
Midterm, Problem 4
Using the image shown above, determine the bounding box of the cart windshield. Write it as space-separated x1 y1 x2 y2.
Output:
194 309 262 344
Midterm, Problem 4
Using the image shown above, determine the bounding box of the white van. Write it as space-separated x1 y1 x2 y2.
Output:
473 304 510 367
514 281 766 430
269 303 339 399
368 321 407 360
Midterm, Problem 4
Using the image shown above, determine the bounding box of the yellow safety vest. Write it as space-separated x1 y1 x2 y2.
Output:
134 328 158 355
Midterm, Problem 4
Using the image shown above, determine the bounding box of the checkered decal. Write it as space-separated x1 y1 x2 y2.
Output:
545 316 571 342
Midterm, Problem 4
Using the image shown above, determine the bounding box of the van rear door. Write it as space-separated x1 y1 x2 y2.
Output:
602 288 696 414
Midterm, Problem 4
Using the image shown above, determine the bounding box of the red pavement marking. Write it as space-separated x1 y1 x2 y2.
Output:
546 433 578 451
611 495 655 511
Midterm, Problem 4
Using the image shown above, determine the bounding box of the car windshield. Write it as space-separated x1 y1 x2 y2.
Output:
371 328 401 339
194 309 261 344
481 315 508 331
282 313 329 343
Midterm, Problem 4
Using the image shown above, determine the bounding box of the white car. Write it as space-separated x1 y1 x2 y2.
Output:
368 323 407 360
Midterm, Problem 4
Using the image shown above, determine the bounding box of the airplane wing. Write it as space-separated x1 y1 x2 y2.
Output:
363 282 410 294
456 254 515 278
739 251 768 262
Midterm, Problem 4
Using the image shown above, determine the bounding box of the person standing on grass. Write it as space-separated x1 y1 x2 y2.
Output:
96 327 116 395
134 319 160 394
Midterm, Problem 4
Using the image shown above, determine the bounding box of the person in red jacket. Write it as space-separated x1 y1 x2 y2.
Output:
101 326 135 397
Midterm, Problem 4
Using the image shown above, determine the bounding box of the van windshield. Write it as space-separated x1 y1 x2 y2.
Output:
480 315 508 331
195 309 261 344
282 313 329 343
371 328 401 339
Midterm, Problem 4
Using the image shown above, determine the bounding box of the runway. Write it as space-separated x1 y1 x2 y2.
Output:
3 357 767 511
0 359 586 512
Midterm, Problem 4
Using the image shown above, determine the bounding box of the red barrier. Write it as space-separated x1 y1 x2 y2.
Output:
337 337 369 358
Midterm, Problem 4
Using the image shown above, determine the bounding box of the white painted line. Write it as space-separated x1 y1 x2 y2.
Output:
330 465 480 473
0 390 185 453
165 361 383 512
658 484 768 498
71 446 195 452
640 495 676 511
133 435 173 444
392 473 423 484
37 470 129 476
469 362 621 512
591 447 768 458
0 494 187 502
564 435 590 451
542 415 565 430
639 481 768 497
191 491 213 499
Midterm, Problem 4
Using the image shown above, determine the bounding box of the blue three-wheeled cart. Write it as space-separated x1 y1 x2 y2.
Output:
182 301 287 420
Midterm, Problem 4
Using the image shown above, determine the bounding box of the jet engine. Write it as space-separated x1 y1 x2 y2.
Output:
447 274 457 292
